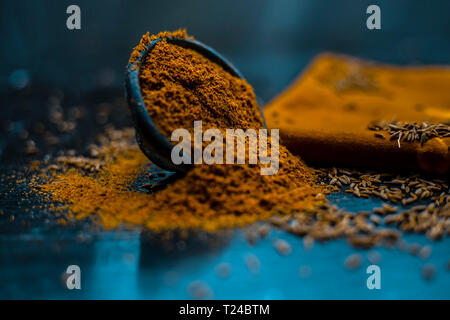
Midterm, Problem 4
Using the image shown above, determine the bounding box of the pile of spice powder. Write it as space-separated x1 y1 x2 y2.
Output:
137 31 264 135
34 30 325 232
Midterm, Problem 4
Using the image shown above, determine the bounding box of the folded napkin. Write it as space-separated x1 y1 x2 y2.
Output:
264 54 450 175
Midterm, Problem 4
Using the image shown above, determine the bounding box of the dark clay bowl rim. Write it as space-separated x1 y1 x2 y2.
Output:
125 37 264 172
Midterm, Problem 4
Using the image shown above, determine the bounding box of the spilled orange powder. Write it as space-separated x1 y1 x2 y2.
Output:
37 137 324 232
34 30 324 232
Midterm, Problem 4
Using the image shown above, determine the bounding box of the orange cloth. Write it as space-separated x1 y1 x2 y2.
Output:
264 53 450 175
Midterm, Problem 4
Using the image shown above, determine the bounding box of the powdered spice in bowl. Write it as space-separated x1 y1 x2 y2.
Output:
126 30 265 172
31 30 325 233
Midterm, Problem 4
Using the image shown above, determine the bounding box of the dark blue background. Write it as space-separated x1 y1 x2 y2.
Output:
1 0 450 102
